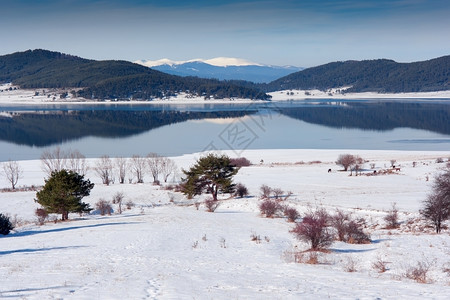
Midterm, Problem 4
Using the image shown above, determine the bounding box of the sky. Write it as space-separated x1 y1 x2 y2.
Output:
1 0 449 67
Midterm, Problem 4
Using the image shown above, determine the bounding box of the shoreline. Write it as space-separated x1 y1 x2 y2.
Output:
1 83 450 105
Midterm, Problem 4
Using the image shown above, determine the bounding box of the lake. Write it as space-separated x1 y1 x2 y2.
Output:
0 99 449 161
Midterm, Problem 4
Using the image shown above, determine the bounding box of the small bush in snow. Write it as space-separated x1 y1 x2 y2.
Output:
0 213 14 235
404 260 434 283
230 157 251 167
384 203 400 229
343 256 358 272
35 208 49 225
260 184 272 199
272 188 284 199
372 256 389 273
291 208 333 250
112 192 125 214
345 220 371 244
259 199 281 218
330 209 350 242
205 198 220 212
234 183 249 198
283 206 300 222
125 200 135 210
96 199 113 215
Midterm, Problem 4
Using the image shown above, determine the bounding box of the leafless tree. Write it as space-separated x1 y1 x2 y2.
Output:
351 156 364 176
66 149 88 176
421 168 450 233
115 157 128 184
94 155 114 185
2 160 23 189
336 154 356 171
131 155 146 183
112 192 124 214
160 157 177 183
41 147 68 176
147 152 163 183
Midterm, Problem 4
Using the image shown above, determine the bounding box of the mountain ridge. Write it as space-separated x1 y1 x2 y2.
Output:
135 58 303 83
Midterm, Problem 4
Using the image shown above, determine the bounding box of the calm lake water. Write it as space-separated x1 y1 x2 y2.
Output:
0 99 449 161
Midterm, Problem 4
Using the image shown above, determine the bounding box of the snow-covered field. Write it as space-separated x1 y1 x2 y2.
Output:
1 149 449 299
1 83 450 105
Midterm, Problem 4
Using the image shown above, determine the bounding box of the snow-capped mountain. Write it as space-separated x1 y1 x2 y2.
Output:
134 58 303 83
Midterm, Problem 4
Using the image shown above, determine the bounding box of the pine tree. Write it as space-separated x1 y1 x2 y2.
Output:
35 170 94 221
181 154 238 201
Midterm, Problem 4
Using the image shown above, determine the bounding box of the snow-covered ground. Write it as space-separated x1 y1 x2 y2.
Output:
1 83 450 105
1 149 449 299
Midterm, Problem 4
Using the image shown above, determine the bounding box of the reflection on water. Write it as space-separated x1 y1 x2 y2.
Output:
0 100 449 161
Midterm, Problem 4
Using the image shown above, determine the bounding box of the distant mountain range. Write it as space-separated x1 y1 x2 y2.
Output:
0 50 448 101
135 58 303 83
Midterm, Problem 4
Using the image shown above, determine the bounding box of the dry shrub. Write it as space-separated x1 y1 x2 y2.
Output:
282 249 321 264
35 208 48 225
125 200 135 210
260 184 272 199
96 199 113 215
230 157 251 167
283 206 300 222
330 209 350 241
234 183 249 198
372 256 389 273
404 260 434 283
292 208 333 250
343 256 358 272
259 199 281 218
205 198 220 212
384 203 400 229
250 233 261 244
345 220 371 244
272 188 284 199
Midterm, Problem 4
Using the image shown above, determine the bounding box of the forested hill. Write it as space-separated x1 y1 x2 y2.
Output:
0 49 269 100
264 56 450 93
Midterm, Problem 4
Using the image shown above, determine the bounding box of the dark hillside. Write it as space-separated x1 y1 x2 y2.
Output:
0 49 269 100
265 56 450 93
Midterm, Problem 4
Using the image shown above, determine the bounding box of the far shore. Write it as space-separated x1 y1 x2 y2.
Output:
1 83 450 106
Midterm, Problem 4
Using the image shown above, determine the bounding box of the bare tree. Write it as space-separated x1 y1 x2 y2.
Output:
336 154 356 171
160 157 177 183
147 152 163 183
112 192 124 214
41 147 67 176
67 149 88 176
114 157 128 184
94 155 114 185
351 156 364 176
2 160 23 189
421 168 450 233
130 155 146 183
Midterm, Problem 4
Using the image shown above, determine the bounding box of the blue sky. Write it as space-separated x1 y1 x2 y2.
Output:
1 0 449 67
